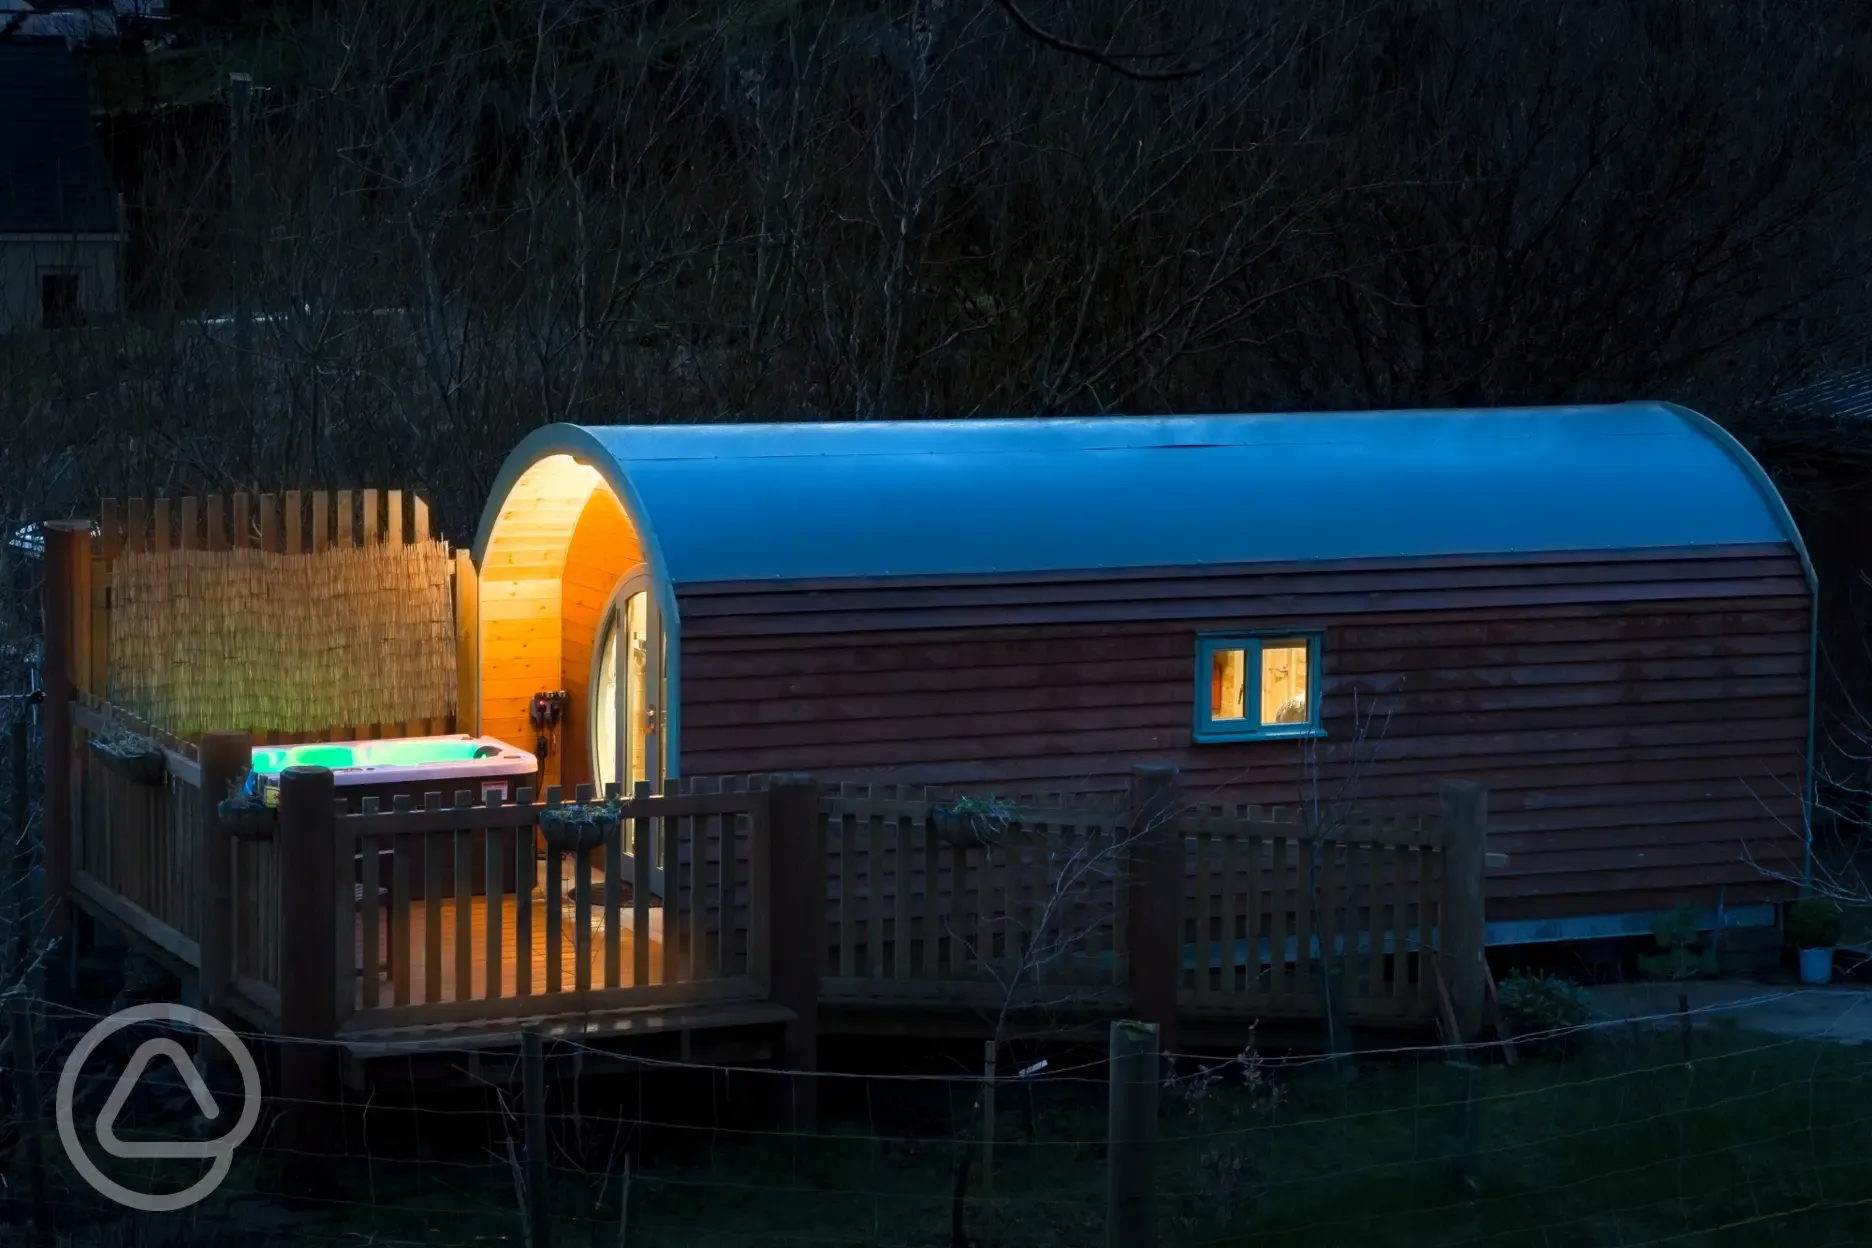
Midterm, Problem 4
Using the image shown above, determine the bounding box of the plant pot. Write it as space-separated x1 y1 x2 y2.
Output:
89 739 167 787
1799 945 1835 985
217 797 277 842
540 809 618 853
928 807 1006 849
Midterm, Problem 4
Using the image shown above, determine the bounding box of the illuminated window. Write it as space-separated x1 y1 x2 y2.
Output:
1195 633 1321 741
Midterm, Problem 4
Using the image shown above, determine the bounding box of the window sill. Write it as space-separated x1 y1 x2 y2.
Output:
1192 725 1328 745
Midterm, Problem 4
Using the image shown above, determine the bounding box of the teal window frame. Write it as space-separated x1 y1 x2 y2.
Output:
1193 632 1324 743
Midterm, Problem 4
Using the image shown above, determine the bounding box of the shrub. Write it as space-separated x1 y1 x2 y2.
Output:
1496 971 1594 1057
1787 897 1845 950
1638 902 1717 980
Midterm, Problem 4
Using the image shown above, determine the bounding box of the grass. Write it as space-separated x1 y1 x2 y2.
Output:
23 1026 1872 1248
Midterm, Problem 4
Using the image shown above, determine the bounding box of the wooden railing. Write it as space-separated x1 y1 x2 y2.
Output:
64 708 282 1022
69 696 207 965
57 719 1488 1049
1179 805 1443 1023
230 818 282 1016
316 778 774 1034
802 771 1486 1034
820 787 1131 1010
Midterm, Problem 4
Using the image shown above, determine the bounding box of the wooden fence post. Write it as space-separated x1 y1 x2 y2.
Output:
1126 765 1180 1048
7 719 28 970
197 731 251 1020
39 522 88 952
454 548 480 736
521 1028 554 1248
278 764 339 1187
1106 1019 1159 1248
766 774 823 1132
7 998 52 1247
1439 781 1488 1045
981 1039 996 1197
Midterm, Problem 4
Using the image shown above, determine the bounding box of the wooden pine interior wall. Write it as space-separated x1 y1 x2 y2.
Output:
559 488 644 794
479 455 645 778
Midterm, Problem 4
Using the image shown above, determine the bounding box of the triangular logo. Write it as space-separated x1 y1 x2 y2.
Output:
94 1038 222 1161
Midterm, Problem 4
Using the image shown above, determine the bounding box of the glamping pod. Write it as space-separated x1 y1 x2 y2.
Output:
471 405 1814 943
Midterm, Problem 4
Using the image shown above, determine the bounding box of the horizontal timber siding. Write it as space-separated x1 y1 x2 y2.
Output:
676 544 1812 925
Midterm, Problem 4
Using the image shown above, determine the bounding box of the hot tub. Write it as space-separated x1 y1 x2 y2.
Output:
250 735 540 900
249 734 538 798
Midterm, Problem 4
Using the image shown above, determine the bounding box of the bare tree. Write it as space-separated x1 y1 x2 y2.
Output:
1244 0 1872 414
10 0 1865 556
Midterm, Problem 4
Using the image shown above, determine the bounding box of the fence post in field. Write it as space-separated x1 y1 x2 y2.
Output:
981 1039 997 1196
766 774 823 1132
7 719 28 970
8 998 52 1247
521 1027 554 1248
1439 781 1489 1045
1126 765 1180 1046
278 764 340 1185
197 730 251 1021
39 521 89 954
1106 1019 1160 1248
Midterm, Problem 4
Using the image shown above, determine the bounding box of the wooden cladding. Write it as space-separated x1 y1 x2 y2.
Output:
478 454 620 777
678 544 1811 924
675 544 1811 638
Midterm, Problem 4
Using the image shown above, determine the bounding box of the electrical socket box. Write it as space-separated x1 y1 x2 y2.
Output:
528 690 567 731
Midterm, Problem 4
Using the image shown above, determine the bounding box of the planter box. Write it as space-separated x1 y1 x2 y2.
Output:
217 798 277 842
89 739 167 787
928 807 1008 849
540 809 620 854
1799 946 1835 985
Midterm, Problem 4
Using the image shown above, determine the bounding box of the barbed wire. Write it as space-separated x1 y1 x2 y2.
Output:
7 982 1872 1248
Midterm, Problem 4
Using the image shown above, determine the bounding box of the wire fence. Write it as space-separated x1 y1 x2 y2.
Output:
4 990 1872 1248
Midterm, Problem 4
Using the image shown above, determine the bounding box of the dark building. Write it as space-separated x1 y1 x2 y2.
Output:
0 41 123 333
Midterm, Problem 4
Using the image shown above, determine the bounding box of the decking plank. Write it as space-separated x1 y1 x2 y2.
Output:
352 891 666 1009
337 999 795 1057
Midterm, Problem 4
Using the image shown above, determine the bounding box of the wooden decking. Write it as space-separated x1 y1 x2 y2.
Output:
352 887 667 1007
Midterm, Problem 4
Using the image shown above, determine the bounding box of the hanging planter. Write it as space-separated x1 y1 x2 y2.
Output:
89 729 167 788
928 796 1015 849
217 794 277 842
540 802 621 853
217 770 278 841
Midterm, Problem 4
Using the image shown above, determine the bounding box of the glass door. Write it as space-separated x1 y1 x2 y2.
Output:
591 580 657 798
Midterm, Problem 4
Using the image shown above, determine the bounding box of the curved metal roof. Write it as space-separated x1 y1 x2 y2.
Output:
473 403 1811 587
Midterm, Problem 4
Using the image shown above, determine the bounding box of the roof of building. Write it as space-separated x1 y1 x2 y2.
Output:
1771 365 1872 429
475 403 1811 588
0 43 120 235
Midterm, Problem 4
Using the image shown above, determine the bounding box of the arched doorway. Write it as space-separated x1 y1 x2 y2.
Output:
589 568 661 799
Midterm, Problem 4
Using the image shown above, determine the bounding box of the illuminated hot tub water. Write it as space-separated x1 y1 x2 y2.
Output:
249 734 538 788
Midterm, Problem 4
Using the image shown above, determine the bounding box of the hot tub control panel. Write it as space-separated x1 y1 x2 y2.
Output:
528 690 567 731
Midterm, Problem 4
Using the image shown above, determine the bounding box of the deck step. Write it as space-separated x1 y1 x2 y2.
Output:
337 998 795 1058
